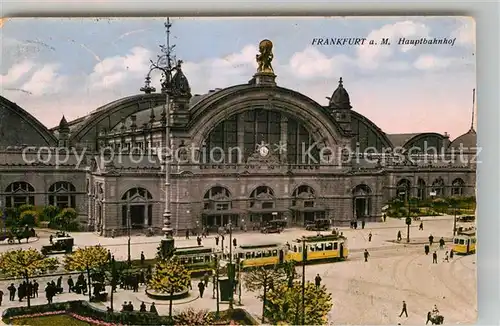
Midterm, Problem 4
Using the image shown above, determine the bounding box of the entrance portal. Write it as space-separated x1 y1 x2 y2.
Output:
354 198 367 219
130 205 145 228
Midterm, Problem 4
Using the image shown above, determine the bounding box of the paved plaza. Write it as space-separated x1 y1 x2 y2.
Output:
0 216 477 325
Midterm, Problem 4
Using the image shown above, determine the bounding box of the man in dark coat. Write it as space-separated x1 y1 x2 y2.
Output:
429 234 434 246
419 222 424 230
140 302 147 312
150 302 158 314
368 232 372 242
315 274 322 288
215 235 219 246
197 236 202 246
233 238 237 247
364 249 370 262
33 280 39 297
399 301 408 317
67 276 74 292
439 237 445 249
8 283 16 301
432 251 438 264
198 280 205 298
397 231 402 242
361 220 365 229
140 251 145 265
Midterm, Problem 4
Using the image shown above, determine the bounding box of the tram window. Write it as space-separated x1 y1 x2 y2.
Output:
472 239 476 243
205 256 211 263
454 239 459 244
256 252 262 258
272 250 278 256
325 242 333 250
298 246 302 253
193 256 204 264
333 242 338 250
294 245 298 252
309 246 315 252
262 251 270 257
239 253 244 259
459 239 465 245
316 244 324 251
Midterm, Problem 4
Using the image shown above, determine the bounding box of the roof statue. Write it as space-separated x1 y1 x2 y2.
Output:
256 39 274 74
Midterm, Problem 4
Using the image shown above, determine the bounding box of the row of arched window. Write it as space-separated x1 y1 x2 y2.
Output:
2 181 77 209
396 177 467 200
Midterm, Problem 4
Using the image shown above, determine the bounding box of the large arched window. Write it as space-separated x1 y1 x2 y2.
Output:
204 109 320 164
396 179 411 201
121 187 154 229
203 186 232 211
291 185 315 207
4 182 35 207
249 186 275 209
431 177 445 197
451 178 465 196
49 181 77 209
352 184 372 219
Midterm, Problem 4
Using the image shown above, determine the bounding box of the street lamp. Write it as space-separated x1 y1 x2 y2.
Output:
301 236 306 325
399 191 411 243
142 18 182 240
127 205 131 266
228 222 234 310
450 204 458 236
212 253 220 318
237 257 242 306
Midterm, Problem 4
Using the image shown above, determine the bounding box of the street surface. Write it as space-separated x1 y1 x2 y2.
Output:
0 215 477 325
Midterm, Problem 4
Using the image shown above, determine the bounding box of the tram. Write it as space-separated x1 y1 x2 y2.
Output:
286 234 348 263
235 243 287 268
452 229 476 255
173 246 219 276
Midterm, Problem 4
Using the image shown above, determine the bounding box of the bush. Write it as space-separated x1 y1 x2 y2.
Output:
19 210 38 227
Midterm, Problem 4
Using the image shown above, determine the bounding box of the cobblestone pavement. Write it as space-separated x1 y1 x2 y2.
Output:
0 215 477 325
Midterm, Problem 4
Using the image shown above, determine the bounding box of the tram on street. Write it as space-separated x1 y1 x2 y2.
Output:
173 245 219 276
286 234 348 262
452 229 476 255
235 242 287 268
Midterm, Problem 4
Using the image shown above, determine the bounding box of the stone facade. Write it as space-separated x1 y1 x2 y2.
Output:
0 70 476 237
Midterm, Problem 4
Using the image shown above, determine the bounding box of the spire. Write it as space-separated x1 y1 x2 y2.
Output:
469 88 476 132
58 115 69 131
160 17 175 93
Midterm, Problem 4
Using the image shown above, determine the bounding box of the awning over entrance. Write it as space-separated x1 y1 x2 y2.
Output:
202 208 245 216
247 207 290 214
289 206 326 212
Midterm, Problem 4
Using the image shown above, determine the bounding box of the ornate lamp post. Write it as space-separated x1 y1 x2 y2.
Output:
228 222 234 310
127 205 131 266
141 17 181 240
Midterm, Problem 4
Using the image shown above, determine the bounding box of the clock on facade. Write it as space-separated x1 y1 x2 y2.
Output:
259 145 270 157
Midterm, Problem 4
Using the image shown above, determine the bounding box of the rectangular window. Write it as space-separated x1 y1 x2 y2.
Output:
333 242 338 250
148 204 153 226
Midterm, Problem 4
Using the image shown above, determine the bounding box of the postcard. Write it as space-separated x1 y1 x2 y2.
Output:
0 17 476 325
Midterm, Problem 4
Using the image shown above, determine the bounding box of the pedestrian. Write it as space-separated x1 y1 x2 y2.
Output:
45 282 53 304
432 251 438 264
185 229 190 240
362 220 365 229
439 237 445 249
198 280 205 298
450 249 454 259
233 238 237 247
107 249 111 261
215 235 219 246
150 302 158 315
419 221 423 230
364 249 370 262
33 280 39 297
139 301 147 312
383 213 386 222
315 274 322 288
424 244 430 255
368 232 372 242
8 283 16 301
49 234 53 244
203 272 210 287
67 276 74 293
197 236 202 246
141 251 145 265
56 276 62 293
429 234 434 246
444 251 449 262
128 301 134 311
397 231 402 242
399 300 408 317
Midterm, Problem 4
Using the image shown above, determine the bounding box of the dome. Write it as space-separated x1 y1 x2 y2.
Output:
171 61 191 98
328 77 352 109
449 128 476 152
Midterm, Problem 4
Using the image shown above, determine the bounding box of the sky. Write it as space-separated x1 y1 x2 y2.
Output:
0 17 476 139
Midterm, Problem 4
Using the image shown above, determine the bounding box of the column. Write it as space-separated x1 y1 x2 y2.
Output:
280 115 288 162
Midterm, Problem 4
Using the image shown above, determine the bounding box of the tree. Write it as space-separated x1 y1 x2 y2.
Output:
280 260 298 288
54 208 78 231
265 281 333 325
0 249 59 307
64 245 109 301
19 210 38 227
40 205 59 222
148 257 191 317
173 308 214 325
243 265 287 323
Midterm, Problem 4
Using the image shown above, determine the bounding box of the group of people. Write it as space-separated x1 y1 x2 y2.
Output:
120 301 158 314
3 277 64 305
349 220 366 229
67 273 88 294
